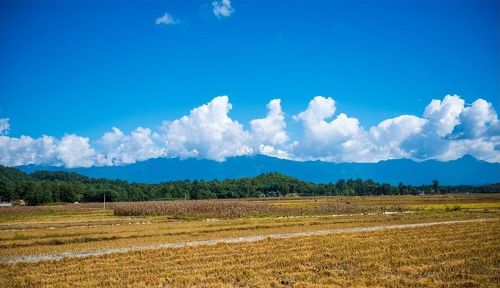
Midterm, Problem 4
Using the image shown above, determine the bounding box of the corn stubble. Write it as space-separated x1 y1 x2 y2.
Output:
112 199 407 218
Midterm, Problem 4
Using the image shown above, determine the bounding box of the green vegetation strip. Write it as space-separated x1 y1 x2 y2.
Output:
2 165 500 205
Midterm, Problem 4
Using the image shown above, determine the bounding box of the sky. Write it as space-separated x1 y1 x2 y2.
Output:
0 0 499 167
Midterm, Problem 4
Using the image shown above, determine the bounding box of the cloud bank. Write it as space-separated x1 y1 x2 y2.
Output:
1 94 499 167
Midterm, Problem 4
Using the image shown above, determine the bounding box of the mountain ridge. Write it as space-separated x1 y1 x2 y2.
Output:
18 155 500 185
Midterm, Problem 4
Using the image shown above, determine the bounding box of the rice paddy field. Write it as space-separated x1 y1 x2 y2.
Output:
0 194 499 287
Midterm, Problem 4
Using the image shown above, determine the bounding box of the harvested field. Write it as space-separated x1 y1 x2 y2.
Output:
0 194 499 287
1 218 492 264
0 219 498 287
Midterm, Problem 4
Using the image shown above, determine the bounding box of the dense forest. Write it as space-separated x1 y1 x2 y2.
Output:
0 165 499 205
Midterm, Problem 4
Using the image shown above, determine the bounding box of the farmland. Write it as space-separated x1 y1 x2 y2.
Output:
0 194 499 287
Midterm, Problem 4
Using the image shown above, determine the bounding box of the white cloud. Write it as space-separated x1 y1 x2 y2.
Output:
250 99 288 146
0 135 57 167
56 135 97 168
100 127 165 165
258 144 290 159
0 118 9 136
212 0 234 18
423 94 464 137
155 12 180 25
454 99 500 139
162 96 253 162
0 94 499 167
434 137 500 163
369 115 428 160
398 96 500 163
293 96 336 125
370 115 427 144
291 94 500 163
294 96 364 144
292 96 373 162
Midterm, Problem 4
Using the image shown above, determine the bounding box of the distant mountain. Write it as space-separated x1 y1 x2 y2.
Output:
19 155 500 185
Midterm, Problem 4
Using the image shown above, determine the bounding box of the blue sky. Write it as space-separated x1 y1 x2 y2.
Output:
0 0 499 167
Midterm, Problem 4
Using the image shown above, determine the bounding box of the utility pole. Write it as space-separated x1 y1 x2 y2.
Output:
103 192 106 210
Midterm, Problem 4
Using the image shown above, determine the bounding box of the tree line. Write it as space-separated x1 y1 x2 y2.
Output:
0 166 499 205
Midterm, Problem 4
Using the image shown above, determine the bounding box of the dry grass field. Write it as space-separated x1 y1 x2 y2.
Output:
0 194 499 287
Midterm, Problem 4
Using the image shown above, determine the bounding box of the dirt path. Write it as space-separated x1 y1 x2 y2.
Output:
1 218 494 264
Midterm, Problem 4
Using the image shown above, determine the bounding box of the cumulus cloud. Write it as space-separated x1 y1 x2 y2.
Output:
0 134 97 168
250 99 288 146
368 115 428 160
293 97 366 146
423 94 464 137
292 96 372 162
398 95 500 162
0 94 499 167
155 12 180 25
436 138 500 163
0 135 57 167
258 144 291 159
162 96 253 161
212 0 234 18
291 94 500 163
454 99 500 139
99 127 165 165
56 135 97 168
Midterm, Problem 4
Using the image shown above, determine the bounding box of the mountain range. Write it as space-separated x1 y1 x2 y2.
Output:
18 155 500 185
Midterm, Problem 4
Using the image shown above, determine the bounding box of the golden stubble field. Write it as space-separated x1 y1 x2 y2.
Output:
0 194 499 287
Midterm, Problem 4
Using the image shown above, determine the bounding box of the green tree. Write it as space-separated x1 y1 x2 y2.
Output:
432 180 440 194
25 182 52 205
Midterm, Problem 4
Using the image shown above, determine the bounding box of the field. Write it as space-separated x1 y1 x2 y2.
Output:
0 194 499 287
